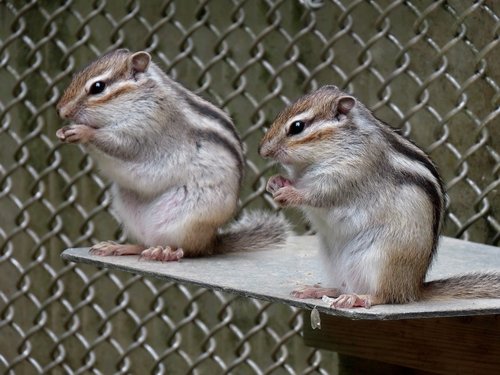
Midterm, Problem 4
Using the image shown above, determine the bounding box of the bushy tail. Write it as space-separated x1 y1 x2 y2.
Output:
422 272 500 300
214 210 291 254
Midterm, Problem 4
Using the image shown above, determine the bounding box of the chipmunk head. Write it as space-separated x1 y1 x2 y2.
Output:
56 49 153 128
258 86 357 165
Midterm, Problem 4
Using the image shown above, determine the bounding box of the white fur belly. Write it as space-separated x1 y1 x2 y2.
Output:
91 150 168 196
305 206 382 295
112 185 188 247
320 241 383 295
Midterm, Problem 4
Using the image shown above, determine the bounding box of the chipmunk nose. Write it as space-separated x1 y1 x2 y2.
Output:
258 143 265 157
56 104 69 119
258 142 272 158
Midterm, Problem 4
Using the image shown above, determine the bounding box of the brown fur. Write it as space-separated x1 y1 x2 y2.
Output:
288 127 336 147
262 86 342 144
57 49 131 112
377 245 429 303
179 222 219 256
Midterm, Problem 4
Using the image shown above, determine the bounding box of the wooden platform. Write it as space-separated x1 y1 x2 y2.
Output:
61 235 500 320
62 235 500 374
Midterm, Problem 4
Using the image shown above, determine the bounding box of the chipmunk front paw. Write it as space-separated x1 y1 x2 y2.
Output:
56 124 95 144
266 175 292 194
273 185 304 207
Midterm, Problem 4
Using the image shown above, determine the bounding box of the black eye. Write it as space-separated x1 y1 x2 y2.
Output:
288 120 305 136
89 81 106 95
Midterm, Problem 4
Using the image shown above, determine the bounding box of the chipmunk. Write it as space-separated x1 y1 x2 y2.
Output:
259 85 500 308
56 49 289 261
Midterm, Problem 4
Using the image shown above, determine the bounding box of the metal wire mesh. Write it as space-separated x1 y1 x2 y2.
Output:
0 0 498 374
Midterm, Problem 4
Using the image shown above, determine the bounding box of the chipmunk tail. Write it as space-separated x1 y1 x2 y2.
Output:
214 210 292 254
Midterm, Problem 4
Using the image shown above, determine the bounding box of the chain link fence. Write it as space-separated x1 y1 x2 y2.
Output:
0 0 499 374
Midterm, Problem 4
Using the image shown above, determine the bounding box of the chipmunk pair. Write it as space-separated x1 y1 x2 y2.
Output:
56 50 500 308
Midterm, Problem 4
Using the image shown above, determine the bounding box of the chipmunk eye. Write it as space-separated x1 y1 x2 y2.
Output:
89 81 106 95
288 120 305 136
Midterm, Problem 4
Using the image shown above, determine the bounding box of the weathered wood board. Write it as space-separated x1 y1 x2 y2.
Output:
302 313 500 375
61 235 500 320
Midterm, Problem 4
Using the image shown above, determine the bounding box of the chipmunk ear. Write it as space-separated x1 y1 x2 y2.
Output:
336 96 356 115
130 51 151 73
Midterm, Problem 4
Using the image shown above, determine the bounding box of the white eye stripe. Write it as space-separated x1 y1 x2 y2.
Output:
287 110 314 127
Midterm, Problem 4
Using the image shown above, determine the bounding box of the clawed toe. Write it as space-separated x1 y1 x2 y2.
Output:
139 246 184 262
90 242 184 261
326 294 372 309
321 293 380 309
89 242 145 256
291 285 341 299
89 241 119 256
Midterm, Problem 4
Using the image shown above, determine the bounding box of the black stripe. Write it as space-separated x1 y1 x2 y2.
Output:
394 170 443 252
374 116 439 178
372 115 445 257
376 118 445 199
192 128 244 183
385 128 439 180
181 92 242 146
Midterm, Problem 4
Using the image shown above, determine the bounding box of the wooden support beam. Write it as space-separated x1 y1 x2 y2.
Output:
303 312 500 374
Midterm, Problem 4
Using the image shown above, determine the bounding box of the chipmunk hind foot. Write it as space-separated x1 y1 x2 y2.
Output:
89 241 145 256
328 294 384 309
139 246 184 262
291 285 341 299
